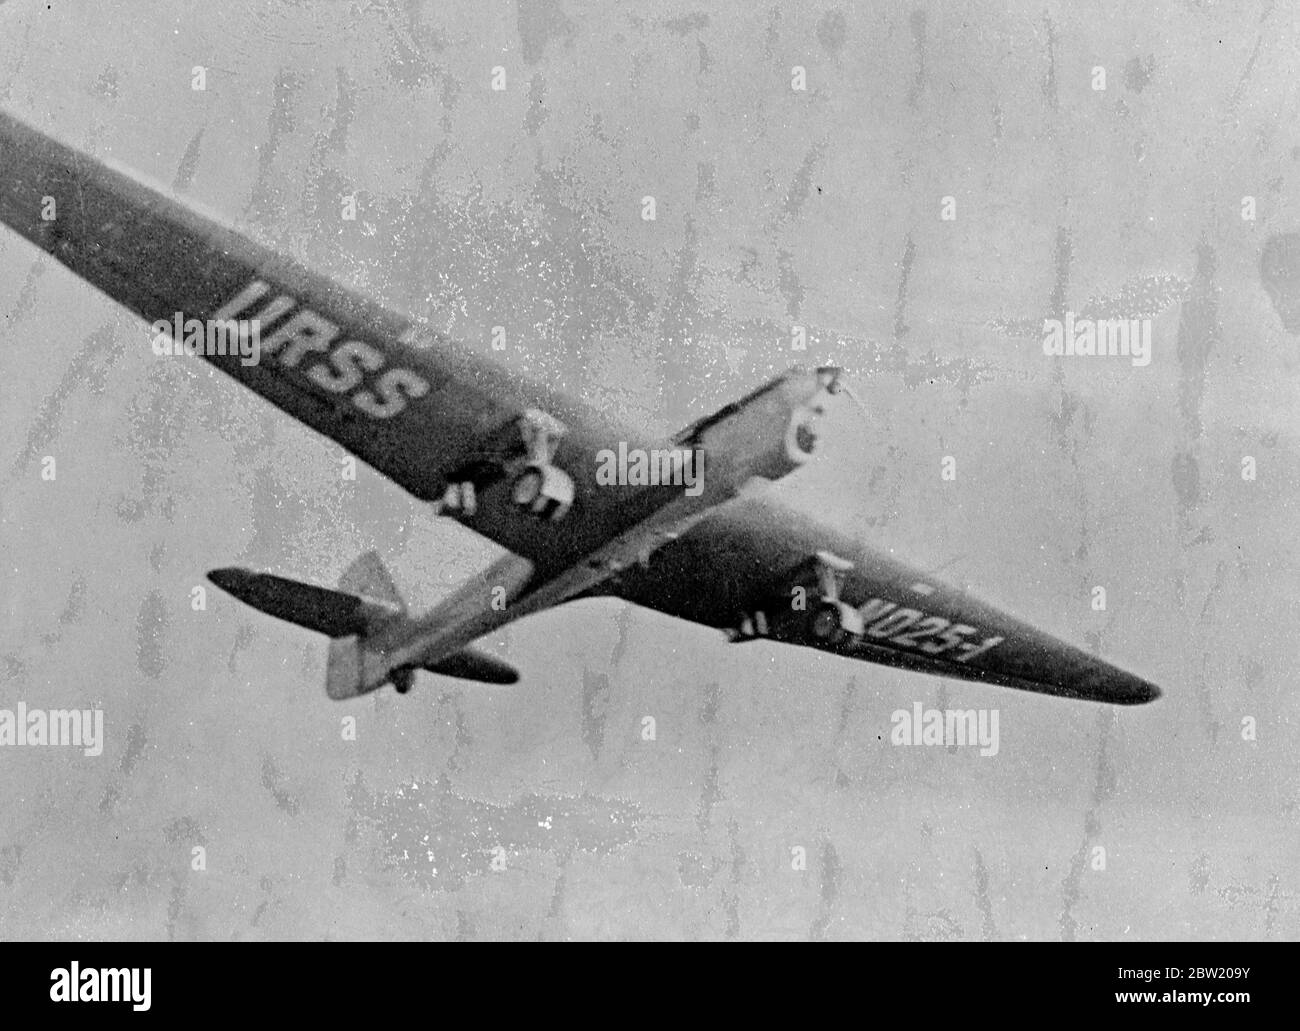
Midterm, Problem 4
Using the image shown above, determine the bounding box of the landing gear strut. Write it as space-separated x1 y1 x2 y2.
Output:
433 480 478 517
726 609 770 642
807 549 863 646
391 667 414 694
512 408 574 521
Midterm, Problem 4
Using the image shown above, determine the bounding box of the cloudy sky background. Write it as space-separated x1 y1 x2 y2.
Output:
1 0 1298 939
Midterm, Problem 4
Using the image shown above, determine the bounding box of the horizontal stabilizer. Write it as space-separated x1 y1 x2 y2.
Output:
207 567 401 638
213 558 522 695
423 647 520 685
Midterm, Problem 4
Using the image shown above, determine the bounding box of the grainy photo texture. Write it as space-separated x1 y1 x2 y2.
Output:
0 0 1296 947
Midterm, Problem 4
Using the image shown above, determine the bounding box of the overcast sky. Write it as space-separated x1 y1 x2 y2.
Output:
1 0 1297 940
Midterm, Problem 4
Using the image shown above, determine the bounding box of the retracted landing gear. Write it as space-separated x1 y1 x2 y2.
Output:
511 408 574 521
807 549 863 646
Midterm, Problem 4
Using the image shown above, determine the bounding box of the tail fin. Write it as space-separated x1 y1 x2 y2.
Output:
325 555 522 695
326 551 406 700
209 552 523 697
338 550 404 612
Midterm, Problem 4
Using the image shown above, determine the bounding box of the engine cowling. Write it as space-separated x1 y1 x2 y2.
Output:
681 366 844 488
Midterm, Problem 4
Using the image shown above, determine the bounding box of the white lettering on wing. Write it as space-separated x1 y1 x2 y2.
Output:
211 279 432 419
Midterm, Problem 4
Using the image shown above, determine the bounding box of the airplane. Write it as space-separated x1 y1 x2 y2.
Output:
0 110 1160 706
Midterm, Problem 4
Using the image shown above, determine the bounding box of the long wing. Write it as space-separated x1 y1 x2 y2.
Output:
0 110 675 577
598 491 1161 704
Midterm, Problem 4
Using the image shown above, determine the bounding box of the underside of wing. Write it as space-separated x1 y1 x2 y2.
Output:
598 491 1162 705
0 111 519 497
1 113 879 593
0 110 670 570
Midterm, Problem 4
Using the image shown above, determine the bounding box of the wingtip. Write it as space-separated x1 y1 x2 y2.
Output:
207 567 253 593
1107 673 1163 705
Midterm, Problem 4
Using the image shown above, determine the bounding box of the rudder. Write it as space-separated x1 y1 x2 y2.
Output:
339 550 405 613
327 552 407 700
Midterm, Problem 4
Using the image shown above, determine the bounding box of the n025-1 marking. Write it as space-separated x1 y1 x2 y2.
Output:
853 597 1004 662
